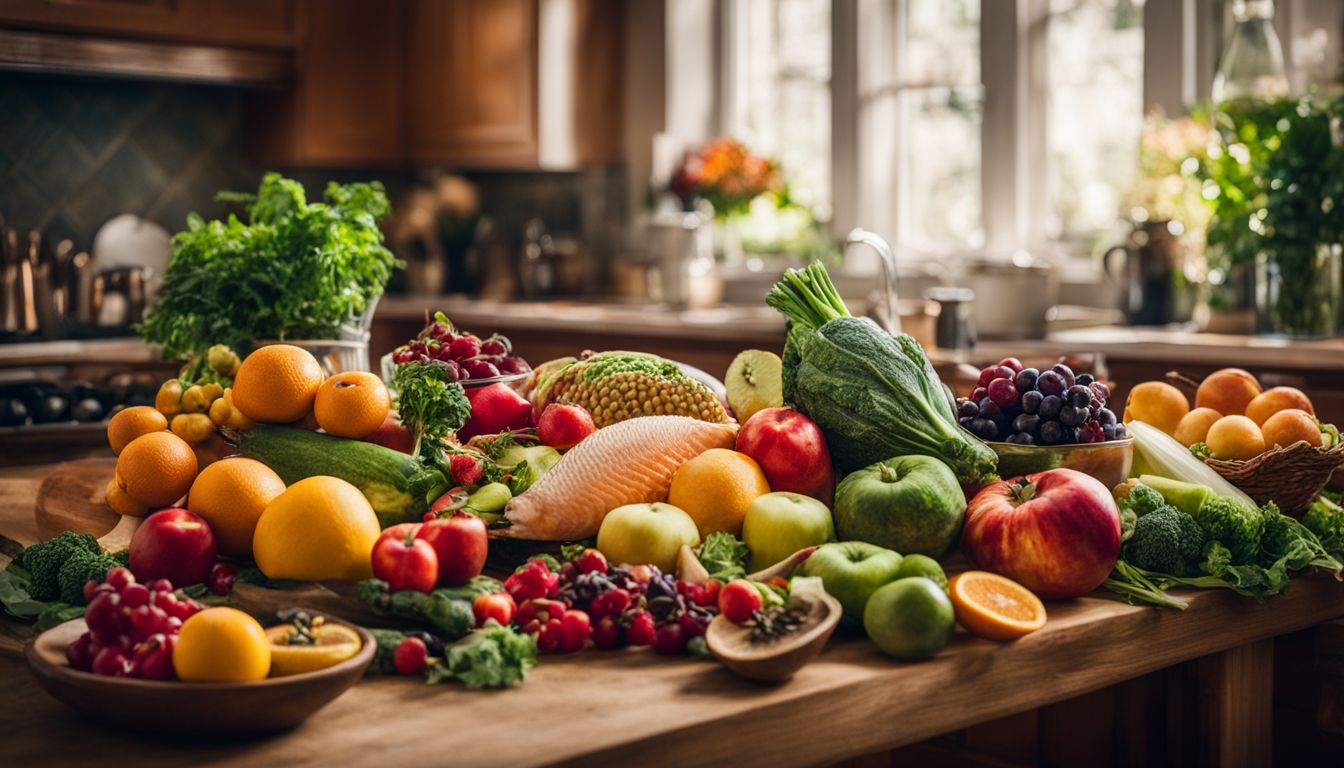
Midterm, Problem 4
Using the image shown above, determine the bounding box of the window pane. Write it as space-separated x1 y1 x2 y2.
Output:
1046 0 1146 244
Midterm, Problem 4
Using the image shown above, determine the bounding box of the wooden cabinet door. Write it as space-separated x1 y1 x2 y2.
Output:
0 0 296 47
405 0 539 167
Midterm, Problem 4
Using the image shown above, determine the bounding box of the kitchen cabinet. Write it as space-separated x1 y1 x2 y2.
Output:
0 0 297 48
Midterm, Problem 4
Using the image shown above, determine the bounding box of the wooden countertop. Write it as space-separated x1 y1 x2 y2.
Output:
3 463 1344 766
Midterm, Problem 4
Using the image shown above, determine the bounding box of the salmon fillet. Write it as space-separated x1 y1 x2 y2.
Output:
496 416 738 541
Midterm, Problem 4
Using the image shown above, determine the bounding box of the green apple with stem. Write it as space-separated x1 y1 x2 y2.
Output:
797 541 904 622
742 491 835 572
597 502 701 572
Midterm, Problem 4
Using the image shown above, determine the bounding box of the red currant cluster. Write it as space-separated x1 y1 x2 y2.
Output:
66 567 203 679
390 314 531 381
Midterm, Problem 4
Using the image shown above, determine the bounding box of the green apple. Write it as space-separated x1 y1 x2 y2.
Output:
863 577 954 660
797 541 904 621
742 491 836 572
597 502 701 572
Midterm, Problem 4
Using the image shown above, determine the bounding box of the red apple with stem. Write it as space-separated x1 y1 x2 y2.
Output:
735 407 836 505
417 510 489 585
961 468 1120 599
129 508 217 588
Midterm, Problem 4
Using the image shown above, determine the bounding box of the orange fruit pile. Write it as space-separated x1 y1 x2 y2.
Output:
113 431 198 510
106 406 169 455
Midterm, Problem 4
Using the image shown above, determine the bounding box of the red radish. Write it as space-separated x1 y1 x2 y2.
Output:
458 383 533 440
537 403 597 450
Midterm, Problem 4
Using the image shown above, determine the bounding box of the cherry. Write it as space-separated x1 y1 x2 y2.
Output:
393 636 429 676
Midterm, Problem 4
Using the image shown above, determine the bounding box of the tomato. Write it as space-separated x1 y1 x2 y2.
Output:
717 579 764 624
371 531 439 593
472 592 517 628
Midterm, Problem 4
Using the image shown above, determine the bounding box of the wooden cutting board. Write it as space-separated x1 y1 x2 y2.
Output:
33 458 120 542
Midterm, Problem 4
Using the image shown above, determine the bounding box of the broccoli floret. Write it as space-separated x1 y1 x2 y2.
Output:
56 549 119 605
19 531 100 601
1192 496 1264 565
1116 482 1170 518
1123 506 1206 576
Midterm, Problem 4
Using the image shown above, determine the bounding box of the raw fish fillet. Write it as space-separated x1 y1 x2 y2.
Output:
495 416 738 540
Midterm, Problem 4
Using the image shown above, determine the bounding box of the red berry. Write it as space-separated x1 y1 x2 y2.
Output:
589 588 632 619
448 336 481 360
537 403 597 450
473 592 517 628
393 636 429 676
105 567 134 592
66 631 96 672
132 634 176 680
718 580 764 624
150 579 173 594
652 622 688 655
91 646 133 677
536 618 564 654
697 579 722 607
626 610 656 646
592 615 626 649
574 548 608 575
678 610 707 639
208 563 237 595
558 610 591 653
448 454 484 487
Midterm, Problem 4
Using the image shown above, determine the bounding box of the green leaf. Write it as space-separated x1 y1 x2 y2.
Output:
697 532 749 582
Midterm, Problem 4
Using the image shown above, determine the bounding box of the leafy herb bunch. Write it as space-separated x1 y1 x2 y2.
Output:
140 173 400 359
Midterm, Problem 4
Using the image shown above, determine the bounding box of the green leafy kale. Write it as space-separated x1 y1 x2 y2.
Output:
427 621 537 689
57 549 120 605
697 532 749 582
140 173 398 359
393 361 472 456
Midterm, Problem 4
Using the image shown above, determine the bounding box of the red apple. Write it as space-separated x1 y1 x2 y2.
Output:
458 383 533 441
735 407 836 505
417 511 488 585
129 508 217 588
537 403 596 450
363 415 415 454
961 468 1120 599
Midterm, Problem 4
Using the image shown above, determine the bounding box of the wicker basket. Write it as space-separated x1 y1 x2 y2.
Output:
1203 440 1344 512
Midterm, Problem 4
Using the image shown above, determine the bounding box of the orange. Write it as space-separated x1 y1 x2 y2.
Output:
1205 415 1266 460
173 607 271 683
314 372 392 438
1245 386 1314 426
1260 408 1322 450
106 406 168 455
1122 382 1189 435
948 570 1047 641
231 344 324 424
1195 368 1261 417
1171 407 1223 448
114 431 198 508
667 448 771 538
252 476 380 581
105 479 149 517
187 457 287 558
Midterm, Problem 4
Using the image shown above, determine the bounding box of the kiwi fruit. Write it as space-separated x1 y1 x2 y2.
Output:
725 350 784 424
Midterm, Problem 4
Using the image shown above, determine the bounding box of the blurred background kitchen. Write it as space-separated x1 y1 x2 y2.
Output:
1 0 1343 459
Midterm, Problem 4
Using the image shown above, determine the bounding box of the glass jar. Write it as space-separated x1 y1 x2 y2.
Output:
1255 244 1342 338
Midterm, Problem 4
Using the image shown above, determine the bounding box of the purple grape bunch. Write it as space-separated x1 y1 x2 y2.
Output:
955 358 1126 446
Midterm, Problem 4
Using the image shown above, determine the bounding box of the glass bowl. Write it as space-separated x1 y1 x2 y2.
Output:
379 352 531 391
986 437 1133 489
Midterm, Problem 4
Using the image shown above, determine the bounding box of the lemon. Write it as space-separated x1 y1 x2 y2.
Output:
265 622 362 677
174 607 271 683
253 476 380 581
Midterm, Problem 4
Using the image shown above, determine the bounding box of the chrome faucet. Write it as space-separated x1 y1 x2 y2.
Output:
845 228 900 335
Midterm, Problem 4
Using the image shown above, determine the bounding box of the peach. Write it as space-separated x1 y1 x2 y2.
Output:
1123 382 1189 435
1172 407 1223 448
1205 415 1266 461
1245 386 1314 426
1195 368 1262 417
1260 408 1322 450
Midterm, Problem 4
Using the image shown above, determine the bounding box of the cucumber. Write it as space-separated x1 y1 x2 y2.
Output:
237 425 448 527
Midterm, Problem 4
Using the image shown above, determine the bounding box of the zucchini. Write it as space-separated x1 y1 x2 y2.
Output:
237 425 448 527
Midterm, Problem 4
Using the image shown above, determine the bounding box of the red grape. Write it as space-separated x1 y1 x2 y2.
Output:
448 336 481 360
105 567 134 592
66 632 96 672
463 359 500 379
84 592 121 637
150 579 173 594
497 356 531 375
480 338 508 356
91 646 132 677
987 378 1018 407
120 582 150 609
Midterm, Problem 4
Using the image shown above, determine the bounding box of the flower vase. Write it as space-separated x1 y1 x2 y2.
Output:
717 216 745 268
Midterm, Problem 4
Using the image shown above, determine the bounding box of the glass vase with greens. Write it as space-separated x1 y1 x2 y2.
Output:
1196 96 1344 337
140 173 399 362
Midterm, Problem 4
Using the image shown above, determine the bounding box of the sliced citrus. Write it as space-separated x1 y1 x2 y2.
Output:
265 621 363 677
949 570 1047 641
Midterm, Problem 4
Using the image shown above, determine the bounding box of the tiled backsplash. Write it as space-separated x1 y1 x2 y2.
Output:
0 75 622 278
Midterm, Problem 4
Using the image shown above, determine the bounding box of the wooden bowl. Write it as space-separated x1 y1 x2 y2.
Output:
705 581 842 684
26 618 375 734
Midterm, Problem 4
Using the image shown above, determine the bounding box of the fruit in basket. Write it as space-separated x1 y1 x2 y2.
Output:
1205 415 1266 460
129 508 217 587
1194 368 1261 417
797 541 905 622
107 406 169 455
314 371 391 439
742 492 835 572
266 615 363 677
174 607 271 683
833 455 965 559
1245 386 1314 425
668 448 770 538
187 457 286 559
536 403 596 450
231 344 325 424
1122 381 1189 435
961 468 1121 600
596 503 701 572
458 382 533 441
862 577 954 660
416 511 488 585
948 571 1046 641
252 476 381 581
725 350 784 424
735 407 835 505
114 431 199 508
1260 408 1322 450
1172 407 1222 448
530 351 731 428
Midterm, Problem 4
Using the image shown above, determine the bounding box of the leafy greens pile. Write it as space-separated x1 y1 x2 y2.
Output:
140 173 398 359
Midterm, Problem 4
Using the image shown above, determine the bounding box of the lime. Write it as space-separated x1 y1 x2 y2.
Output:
895 554 948 593
862 577 954 660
